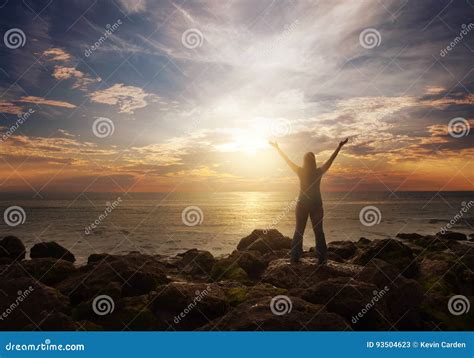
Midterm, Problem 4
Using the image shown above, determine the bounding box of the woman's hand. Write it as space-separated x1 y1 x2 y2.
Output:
339 138 349 148
269 141 279 150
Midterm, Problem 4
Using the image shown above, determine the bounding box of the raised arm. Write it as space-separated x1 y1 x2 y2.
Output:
320 138 348 173
269 141 300 174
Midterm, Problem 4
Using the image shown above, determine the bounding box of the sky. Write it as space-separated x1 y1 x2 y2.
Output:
0 0 473 195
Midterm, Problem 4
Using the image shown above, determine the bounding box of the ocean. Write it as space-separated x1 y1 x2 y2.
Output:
0 191 472 264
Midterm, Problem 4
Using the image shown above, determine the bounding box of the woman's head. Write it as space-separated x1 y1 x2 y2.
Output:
303 152 317 171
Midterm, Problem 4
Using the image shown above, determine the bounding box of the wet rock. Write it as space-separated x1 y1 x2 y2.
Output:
0 236 25 261
0 277 70 330
57 253 169 303
262 258 362 289
237 229 291 254
327 241 357 259
396 233 424 241
201 296 350 331
177 249 215 276
353 239 418 278
30 242 75 262
150 282 228 330
436 231 468 241
302 277 390 330
21 258 76 286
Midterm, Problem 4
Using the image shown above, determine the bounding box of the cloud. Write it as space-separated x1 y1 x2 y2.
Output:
52 65 101 90
43 48 72 62
17 96 77 109
89 83 159 114
0 100 23 115
118 0 147 13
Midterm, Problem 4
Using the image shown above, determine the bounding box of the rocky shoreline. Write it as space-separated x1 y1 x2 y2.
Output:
0 229 473 331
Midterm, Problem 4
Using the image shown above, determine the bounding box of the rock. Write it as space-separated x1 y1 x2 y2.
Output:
1 258 77 286
327 241 357 259
217 282 288 306
76 320 103 331
0 277 70 330
421 293 474 330
357 237 371 246
30 241 75 262
73 294 158 330
150 282 228 330
418 258 456 295
353 239 418 278
396 233 424 241
24 312 76 330
302 277 390 330
262 258 362 289
201 296 350 330
237 229 291 254
177 249 215 276
209 250 271 283
436 231 467 241
57 253 169 304
0 236 25 261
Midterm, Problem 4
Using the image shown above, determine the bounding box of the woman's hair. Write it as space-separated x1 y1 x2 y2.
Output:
303 152 317 171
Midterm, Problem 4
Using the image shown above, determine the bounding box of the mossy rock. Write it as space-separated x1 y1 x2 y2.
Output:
210 259 250 283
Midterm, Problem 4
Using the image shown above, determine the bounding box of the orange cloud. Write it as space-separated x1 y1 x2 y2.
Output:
43 48 72 62
0 100 23 114
89 83 159 114
17 96 77 109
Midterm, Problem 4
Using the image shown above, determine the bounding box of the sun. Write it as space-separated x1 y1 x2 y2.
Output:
215 128 268 156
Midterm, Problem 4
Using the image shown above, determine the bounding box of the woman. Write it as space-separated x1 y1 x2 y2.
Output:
269 138 348 264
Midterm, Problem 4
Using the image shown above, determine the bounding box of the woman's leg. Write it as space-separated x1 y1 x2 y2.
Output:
310 208 327 263
291 202 308 262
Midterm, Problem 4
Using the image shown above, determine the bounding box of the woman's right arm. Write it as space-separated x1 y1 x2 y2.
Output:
269 141 300 174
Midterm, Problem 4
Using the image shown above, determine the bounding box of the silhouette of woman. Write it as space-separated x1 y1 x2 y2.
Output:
269 138 348 264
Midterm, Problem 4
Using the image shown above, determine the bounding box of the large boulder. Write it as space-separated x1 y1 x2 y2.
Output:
177 249 215 276
0 258 76 286
57 253 169 304
353 239 418 278
0 277 70 330
356 259 424 329
211 250 267 282
30 241 75 262
302 277 390 330
262 258 362 289
0 236 25 261
436 231 467 241
237 229 291 254
327 241 357 259
73 294 158 331
396 233 424 241
201 296 350 331
150 282 229 330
